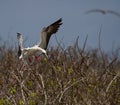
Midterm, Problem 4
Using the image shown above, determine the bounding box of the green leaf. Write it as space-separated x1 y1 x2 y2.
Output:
0 98 5 105
68 68 73 74
10 87 16 94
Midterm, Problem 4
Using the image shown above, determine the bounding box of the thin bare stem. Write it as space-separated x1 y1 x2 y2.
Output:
98 25 106 65
39 74 47 105
55 34 65 51
58 78 83 102
82 34 88 54
106 72 119 92
20 81 26 104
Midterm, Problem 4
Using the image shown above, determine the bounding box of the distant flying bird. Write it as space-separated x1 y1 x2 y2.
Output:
17 18 62 62
86 9 120 18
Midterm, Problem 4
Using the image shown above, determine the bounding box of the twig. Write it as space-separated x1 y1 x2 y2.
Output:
38 74 47 105
14 62 28 104
20 81 26 104
73 36 79 58
98 25 106 65
6 95 17 105
74 36 79 52
106 73 119 93
82 34 88 54
58 78 83 102
108 57 117 68
77 34 88 57
55 34 65 51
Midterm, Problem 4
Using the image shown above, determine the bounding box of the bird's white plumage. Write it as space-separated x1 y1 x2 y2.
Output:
17 18 62 62
23 45 46 53
17 33 47 60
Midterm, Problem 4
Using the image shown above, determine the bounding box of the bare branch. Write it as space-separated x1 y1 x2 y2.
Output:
106 72 120 92
38 73 47 105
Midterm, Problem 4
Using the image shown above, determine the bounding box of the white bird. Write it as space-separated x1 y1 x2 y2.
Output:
86 9 120 18
17 18 62 62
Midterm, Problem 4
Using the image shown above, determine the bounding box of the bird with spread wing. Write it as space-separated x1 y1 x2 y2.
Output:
86 9 120 18
17 18 62 63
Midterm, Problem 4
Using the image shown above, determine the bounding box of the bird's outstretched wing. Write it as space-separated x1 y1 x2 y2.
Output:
107 10 120 17
86 9 106 14
86 9 120 17
39 18 62 50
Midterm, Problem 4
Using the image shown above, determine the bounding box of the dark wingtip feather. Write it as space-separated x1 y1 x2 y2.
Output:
47 18 63 34
50 18 63 26
39 18 63 49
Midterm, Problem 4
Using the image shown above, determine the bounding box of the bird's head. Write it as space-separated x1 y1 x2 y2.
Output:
17 33 22 40
17 33 23 59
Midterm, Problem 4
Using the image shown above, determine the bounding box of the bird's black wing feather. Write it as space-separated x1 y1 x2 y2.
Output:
39 18 62 50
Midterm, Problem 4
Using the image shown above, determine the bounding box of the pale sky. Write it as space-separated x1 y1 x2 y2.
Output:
0 0 120 52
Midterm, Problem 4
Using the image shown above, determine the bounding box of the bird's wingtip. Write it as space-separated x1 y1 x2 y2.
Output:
59 18 62 21
58 18 63 25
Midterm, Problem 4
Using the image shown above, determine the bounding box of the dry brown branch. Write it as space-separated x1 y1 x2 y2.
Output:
55 34 65 51
82 34 88 54
98 25 107 66
38 73 47 105
106 72 120 93
0 37 120 104
58 78 84 102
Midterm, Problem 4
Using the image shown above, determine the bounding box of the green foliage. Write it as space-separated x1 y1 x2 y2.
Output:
0 98 11 105
18 100 24 105
0 43 120 105
29 92 37 98
9 87 16 94
26 81 33 87
28 100 36 105
56 66 62 71
6 101 11 105
42 57 47 63
0 98 5 105
67 68 73 74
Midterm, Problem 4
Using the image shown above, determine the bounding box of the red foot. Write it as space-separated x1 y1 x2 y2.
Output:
35 55 40 61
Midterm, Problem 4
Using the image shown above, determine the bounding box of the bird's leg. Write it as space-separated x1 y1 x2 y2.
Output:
34 55 40 61
27 55 40 64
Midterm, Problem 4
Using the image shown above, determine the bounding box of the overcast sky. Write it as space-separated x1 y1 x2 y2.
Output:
0 0 120 52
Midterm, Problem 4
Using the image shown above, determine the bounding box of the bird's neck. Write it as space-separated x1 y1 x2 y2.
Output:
18 39 23 58
18 45 22 58
18 39 23 49
18 45 22 51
